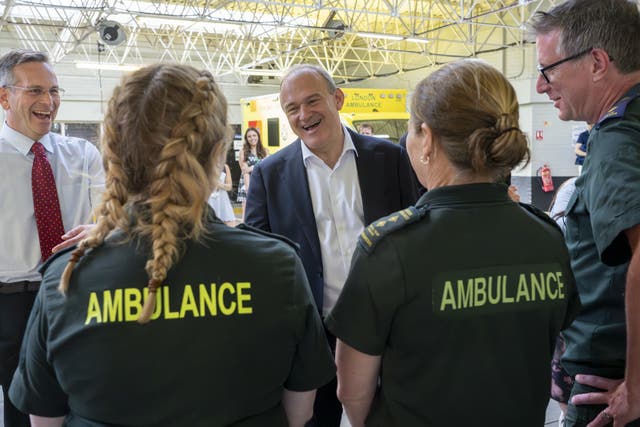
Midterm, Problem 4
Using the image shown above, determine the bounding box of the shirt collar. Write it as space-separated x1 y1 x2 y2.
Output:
595 83 640 127
301 125 359 166
1 123 53 156
416 182 511 208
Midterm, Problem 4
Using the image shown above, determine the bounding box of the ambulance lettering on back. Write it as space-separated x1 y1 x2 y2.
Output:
432 264 566 316
85 282 253 324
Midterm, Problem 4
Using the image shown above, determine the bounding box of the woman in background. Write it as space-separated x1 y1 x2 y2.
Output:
327 59 580 427
9 64 334 427
208 161 237 225
236 127 268 219
549 177 578 233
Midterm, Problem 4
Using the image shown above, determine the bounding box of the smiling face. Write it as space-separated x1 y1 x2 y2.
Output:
245 129 259 147
0 61 60 141
280 69 344 159
535 30 592 122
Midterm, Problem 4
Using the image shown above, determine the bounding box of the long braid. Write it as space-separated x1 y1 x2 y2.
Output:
57 65 230 324
137 70 230 323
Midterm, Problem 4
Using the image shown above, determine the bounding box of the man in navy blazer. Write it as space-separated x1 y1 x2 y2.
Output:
246 127 416 311
245 64 417 427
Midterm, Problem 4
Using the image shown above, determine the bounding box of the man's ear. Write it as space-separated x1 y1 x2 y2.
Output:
334 88 345 111
0 87 10 111
591 48 612 82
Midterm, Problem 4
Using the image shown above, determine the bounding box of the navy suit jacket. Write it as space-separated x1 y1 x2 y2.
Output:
245 128 418 311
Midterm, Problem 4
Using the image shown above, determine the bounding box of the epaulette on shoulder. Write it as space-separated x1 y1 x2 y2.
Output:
359 205 428 253
235 223 300 253
596 86 640 127
518 202 562 234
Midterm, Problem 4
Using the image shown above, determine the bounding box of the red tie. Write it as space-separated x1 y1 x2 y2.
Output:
31 141 65 261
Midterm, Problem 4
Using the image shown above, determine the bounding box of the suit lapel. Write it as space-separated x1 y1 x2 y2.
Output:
352 131 386 225
280 141 323 263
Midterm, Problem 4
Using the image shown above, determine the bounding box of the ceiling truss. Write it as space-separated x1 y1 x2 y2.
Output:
0 0 562 85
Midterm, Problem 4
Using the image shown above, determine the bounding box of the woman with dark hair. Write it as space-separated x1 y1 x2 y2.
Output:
236 127 268 219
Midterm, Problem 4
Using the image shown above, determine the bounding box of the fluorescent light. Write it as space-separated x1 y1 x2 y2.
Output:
75 62 142 72
405 37 430 44
237 69 284 77
355 32 403 41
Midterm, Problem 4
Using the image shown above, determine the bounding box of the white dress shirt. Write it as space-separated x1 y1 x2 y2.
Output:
0 124 105 283
302 128 365 316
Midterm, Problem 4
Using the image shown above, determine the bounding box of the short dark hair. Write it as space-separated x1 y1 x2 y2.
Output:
0 49 50 86
531 0 640 74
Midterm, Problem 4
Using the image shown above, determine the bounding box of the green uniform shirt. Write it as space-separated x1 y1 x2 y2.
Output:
326 183 579 427
563 84 640 378
9 211 335 426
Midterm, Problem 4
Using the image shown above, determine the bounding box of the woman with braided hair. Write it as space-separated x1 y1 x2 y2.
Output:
326 59 581 427
9 64 334 427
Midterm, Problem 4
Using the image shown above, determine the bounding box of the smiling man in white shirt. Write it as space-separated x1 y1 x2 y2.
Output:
245 64 417 427
0 49 104 427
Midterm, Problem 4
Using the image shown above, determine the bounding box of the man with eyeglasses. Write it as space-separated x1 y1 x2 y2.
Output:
532 1 640 426
0 49 104 427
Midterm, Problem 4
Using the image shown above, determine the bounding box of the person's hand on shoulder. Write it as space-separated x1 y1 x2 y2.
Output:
51 224 95 253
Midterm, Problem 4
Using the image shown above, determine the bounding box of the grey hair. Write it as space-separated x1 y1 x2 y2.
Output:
531 0 640 74
0 49 50 87
280 64 337 94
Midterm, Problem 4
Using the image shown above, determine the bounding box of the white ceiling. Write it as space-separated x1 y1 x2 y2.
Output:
0 0 562 86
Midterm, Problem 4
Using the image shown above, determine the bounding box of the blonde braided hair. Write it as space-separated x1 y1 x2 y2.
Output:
59 65 231 324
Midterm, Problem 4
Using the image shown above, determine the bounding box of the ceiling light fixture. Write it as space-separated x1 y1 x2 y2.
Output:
355 32 403 41
237 68 284 77
75 62 142 71
405 37 430 44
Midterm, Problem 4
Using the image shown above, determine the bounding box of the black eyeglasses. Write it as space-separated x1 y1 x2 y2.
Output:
537 47 593 84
